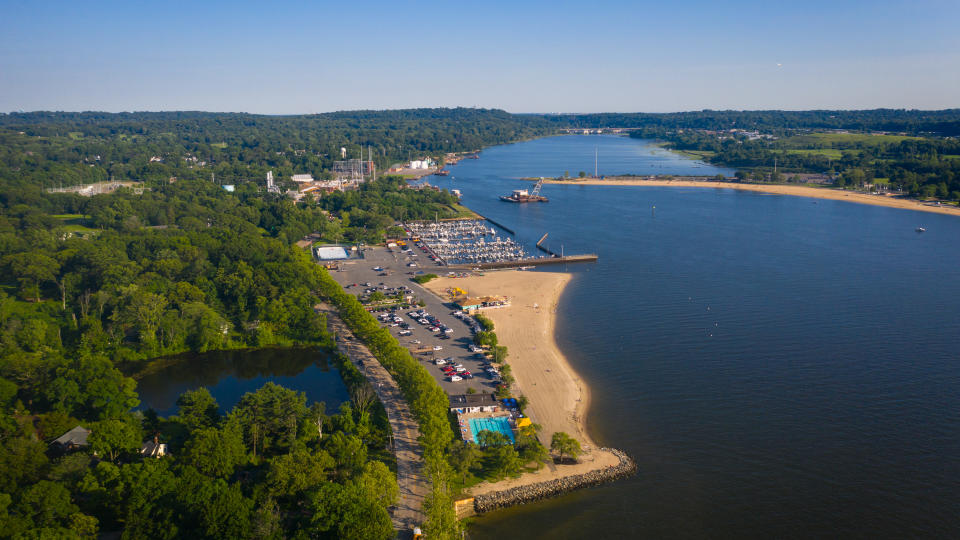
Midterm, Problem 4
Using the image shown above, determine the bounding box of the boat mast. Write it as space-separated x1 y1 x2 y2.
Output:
595 146 598 178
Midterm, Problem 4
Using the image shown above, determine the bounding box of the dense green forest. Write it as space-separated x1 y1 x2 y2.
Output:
0 109 554 189
1 375 400 539
0 173 477 536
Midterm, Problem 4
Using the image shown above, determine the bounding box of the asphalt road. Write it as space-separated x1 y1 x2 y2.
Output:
331 246 502 395
318 302 427 536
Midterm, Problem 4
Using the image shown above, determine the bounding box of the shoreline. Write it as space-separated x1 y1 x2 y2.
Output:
424 271 625 500
540 177 960 217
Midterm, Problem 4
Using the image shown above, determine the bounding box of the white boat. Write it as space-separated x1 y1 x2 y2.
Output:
916 227 926 232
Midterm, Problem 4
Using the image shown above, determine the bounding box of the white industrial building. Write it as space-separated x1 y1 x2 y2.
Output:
291 174 314 183
408 159 435 170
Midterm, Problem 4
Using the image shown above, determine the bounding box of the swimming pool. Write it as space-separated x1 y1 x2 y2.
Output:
468 416 515 444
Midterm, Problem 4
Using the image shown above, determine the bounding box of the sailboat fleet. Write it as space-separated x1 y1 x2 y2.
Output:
404 219 529 265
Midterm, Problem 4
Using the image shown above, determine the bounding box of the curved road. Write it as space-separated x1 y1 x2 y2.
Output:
318 303 428 536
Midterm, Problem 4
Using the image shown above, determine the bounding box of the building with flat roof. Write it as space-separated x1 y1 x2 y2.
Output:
449 393 499 414
291 174 314 183
315 246 350 260
455 296 509 311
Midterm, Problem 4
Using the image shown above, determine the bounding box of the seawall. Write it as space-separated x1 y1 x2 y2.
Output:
471 448 637 514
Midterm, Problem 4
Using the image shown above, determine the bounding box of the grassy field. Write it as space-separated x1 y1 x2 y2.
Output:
777 148 845 159
781 132 920 148
676 149 716 160
447 203 481 219
210 142 228 148
51 214 99 235
61 224 100 235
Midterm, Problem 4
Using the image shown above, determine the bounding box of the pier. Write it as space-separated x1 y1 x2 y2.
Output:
447 254 598 270
474 213 516 235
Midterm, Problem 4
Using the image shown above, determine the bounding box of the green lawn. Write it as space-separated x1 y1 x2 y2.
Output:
448 204 480 219
780 148 845 159
51 214 98 235
782 132 919 148
210 142 228 148
676 149 716 160
61 224 100 235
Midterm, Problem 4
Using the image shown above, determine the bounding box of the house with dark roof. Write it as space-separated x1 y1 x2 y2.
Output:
51 426 91 451
448 393 499 414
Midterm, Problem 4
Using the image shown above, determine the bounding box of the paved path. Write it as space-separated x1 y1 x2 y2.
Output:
318 303 428 536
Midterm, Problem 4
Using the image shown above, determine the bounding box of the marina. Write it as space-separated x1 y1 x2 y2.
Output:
403 219 529 265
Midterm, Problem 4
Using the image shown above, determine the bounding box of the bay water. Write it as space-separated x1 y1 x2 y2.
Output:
427 135 960 538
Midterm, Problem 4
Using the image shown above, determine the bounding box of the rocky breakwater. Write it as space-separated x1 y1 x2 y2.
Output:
473 448 637 514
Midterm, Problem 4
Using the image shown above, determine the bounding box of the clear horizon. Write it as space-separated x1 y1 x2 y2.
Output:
3 0 959 114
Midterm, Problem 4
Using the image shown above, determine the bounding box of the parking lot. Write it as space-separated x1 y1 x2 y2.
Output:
329 246 502 395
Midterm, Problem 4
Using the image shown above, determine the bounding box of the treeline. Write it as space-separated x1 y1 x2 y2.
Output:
1 376 399 539
316 269 461 538
539 109 960 136
628 128 960 199
0 109 555 190
0 178 339 383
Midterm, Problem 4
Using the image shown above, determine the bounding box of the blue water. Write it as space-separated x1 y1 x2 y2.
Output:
136 348 349 416
426 135 960 539
470 417 516 444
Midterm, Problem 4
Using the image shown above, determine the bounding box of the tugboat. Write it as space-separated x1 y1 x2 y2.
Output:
500 177 549 203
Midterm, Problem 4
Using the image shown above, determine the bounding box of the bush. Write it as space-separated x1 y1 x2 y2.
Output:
412 274 438 284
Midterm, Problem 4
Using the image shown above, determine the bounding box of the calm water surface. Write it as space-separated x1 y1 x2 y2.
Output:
428 135 960 539
136 348 349 415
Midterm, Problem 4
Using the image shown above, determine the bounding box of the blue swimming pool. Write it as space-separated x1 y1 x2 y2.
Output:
468 416 515 444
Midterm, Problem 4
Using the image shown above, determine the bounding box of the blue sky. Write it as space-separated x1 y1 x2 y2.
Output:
2 0 958 113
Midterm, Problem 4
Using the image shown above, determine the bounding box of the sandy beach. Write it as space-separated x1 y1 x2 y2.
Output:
425 271 620 495
543 178 960 217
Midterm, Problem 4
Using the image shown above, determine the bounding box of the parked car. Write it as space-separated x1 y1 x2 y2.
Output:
448 375 463 382
432 345 443 351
